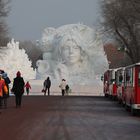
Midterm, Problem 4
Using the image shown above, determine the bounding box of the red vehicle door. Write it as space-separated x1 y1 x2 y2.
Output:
113 83 117 96
135 66 140 105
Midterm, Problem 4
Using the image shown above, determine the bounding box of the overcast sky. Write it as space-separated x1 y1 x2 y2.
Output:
7 0 100 41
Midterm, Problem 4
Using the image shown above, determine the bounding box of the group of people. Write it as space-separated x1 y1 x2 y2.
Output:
0 70 70 112
59 79 70 96
0 70 31 110
43 77 70 96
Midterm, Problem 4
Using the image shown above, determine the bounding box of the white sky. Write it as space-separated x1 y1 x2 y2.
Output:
7 0 100 41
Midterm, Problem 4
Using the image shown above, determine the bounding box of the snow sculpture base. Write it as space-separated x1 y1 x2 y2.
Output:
28 79 104 96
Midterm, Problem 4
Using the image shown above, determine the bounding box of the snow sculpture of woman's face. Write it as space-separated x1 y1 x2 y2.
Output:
61 40 81 65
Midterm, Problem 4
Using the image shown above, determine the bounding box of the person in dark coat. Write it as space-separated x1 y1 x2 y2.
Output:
43 77 51 96
11 71 25 108
65 84 69 95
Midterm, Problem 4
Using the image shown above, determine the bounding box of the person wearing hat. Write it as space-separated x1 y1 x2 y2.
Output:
11 71 25 108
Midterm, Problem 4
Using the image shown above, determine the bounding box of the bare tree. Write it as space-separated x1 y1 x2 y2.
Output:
19 41 42 68
0 0 10 46
100 0 140 64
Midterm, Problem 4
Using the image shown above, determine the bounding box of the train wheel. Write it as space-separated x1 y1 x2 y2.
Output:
131 107 137 116
105 94 108 97
125 104 129 111
118 99 121 104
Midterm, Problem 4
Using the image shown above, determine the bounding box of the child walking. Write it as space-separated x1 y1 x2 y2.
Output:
25 81 31 95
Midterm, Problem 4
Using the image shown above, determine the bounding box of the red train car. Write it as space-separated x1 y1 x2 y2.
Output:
103 69 112 97
107 69 117 100
103 69 117 99
124 63 140 115
116 67 125 104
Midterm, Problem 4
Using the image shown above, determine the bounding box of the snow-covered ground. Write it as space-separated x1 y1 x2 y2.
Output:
10 79 103 96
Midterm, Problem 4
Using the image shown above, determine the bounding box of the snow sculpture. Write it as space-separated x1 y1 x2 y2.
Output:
36 24 108 85
0 39 35 80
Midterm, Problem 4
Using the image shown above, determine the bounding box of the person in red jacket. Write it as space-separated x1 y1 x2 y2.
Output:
25 81 31 95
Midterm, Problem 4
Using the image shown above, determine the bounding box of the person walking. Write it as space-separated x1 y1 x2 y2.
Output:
11 71 25 108
2 72 11 108
0 74 8 109
43 77 51 96
59 79 66 96
25 81 31 95
65 84 70 95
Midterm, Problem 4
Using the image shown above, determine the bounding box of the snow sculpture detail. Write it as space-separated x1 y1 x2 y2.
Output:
36 24 109 85
0 39 35 80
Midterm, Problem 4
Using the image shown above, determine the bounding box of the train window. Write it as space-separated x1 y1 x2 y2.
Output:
126 73 130 81
124 71 126 88
119 73 123 83
126 68 133 86
126 71 130 81
138 70 140 86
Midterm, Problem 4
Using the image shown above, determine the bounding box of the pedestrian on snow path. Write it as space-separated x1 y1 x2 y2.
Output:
25 81 31 95
11 71 25 108
43 77 51 96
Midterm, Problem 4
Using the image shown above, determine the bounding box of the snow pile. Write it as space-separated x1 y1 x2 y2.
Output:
0 39 35 80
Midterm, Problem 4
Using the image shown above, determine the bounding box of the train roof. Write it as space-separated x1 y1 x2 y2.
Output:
125 62 140 68
104 63 140 74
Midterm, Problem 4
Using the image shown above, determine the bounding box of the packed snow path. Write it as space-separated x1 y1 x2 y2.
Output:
0 96 140 140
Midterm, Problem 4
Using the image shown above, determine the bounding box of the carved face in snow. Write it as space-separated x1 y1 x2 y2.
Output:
61 40 81 65
37 24 109 84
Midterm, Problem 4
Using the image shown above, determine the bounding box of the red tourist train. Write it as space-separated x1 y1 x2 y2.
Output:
103 63 140 115
103 69 117 99
103 69 111 97
116 67 125 104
